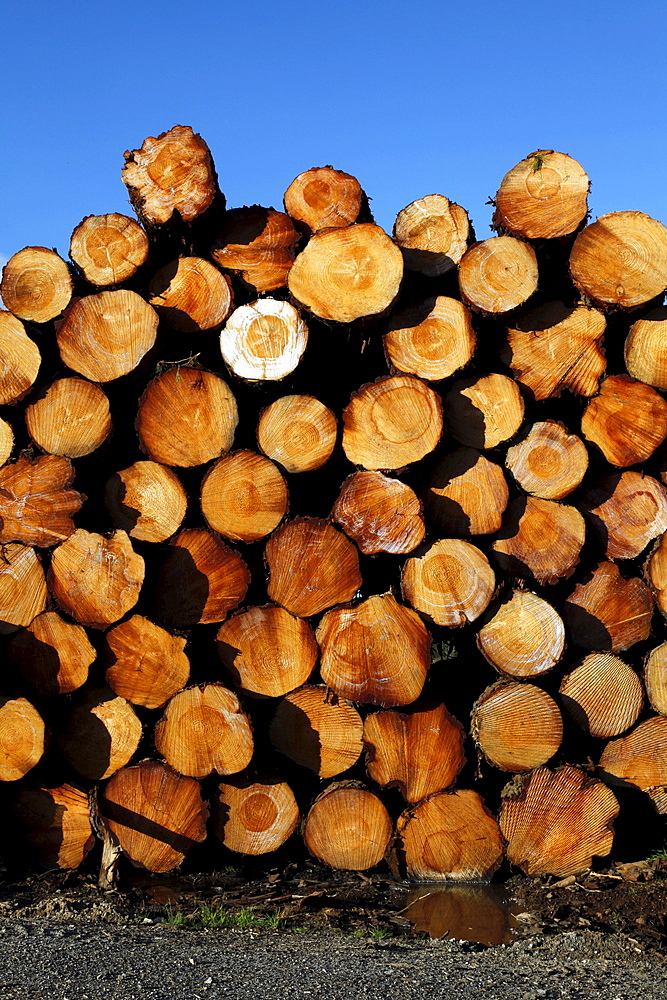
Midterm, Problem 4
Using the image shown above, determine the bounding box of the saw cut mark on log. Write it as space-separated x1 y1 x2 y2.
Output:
0 312 41 405
25 377 112 458
402 538 495 627
1 247 72 322
393 194 471 276
220 299 308 381
149 256 233 332
384 296 476 382
284 166 364 233
70 214 149 287
493 150 589 240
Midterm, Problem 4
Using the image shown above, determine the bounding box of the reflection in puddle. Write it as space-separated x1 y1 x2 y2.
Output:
402 883 518 945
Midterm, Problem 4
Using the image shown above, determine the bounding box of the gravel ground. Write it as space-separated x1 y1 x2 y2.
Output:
0 919 666 1000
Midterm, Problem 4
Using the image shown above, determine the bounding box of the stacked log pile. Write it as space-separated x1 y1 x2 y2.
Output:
1 130 667 881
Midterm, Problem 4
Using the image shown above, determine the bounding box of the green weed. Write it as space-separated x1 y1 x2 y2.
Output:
163 903 280 931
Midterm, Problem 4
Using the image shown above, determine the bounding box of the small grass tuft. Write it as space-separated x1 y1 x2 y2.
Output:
163 903 281 931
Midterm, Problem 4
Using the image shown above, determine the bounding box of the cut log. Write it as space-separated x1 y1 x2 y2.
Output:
476 589 565 679
624 306 667 389
500 766 619 876
154 684 253 779
148 256 233 332
57 290 158 382
317 593 430 707
598 716 667 813
458 236 538 314
59 687 142 780
0 454 82 547
504 301 606 400
563 561 654 652
257 395 337 473
644 643 667 715
332 470 425 555
211 206 299 293
216 604 317 698
384 296 476 381
101 760 208 872
105 615 190 710
0 418 13 466
505 421 588 500
493 151 589 239
49 529 144 629
284 166 363 233
8 611 95 697
393 194 471 276
269 685 363 778
11 784 95 869
581 374 667 467
265 518 361 618
287 223 403 323
425 447 509 536
213 778 300 855
581 471 667 560
342 375 442 470
363 702 465 802
201 450 288 543
471 680 563 772
220 299 308 381
303 782 393 871
105 461 187 543
0 544 48 629
444 373 524 449
392 789 504 881
136 367 238 468
492 496 585 584
559 653 644 738
402 538 495 627
122 125 220 226
154 528 249 627
70 214 149 286
25 377 112 458
0 311 41 405
0 696 45 781
1 247 72 322
645 531 667 617
570 211 667 309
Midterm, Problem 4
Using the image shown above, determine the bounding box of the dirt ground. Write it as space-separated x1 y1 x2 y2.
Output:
0 851 665 951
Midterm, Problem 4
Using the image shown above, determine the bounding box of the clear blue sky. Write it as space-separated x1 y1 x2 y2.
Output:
2 0 666 266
